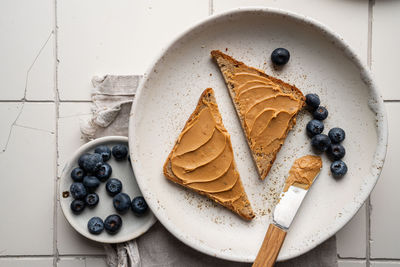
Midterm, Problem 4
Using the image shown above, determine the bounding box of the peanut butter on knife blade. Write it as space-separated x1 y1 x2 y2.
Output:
283 155 322 192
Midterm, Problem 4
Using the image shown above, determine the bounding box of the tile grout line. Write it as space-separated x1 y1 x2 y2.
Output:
366 0 375 266
338 258 400 263
0 255 106 259
208 0 214 15
53 0 60 265
338 256 368 260
1 99 399 103
0 100 55 103
0 100 93 103
383 100 400 103
367 0 374 67
0 255 55 259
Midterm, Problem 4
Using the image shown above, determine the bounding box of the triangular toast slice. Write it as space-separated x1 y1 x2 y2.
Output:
211 50 305 180
163 88 255 220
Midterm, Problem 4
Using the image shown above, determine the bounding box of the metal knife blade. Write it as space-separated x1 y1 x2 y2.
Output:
272 155 322 230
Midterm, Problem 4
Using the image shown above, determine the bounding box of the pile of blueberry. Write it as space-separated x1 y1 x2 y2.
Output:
305 94 348 178
68 144 148 235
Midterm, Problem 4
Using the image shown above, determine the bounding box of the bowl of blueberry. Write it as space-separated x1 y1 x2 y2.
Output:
60 136 156 243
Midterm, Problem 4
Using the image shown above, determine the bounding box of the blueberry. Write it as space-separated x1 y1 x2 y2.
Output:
70 182 87 199
306 120 324 137
305 93 320 109
83 176 100 192
106 178 123 196
85 193 99 208
311 134 331 152
271 48 290 66
313 106 329 120
331 160 348 177
113 193 131 214
112 144 128 161
328 127 346 143
104 214 122 235
95 163 112 182
78 153 91 169
71 167 85 182
94 145 111 162
87 217 104 235
82 153 103 173
131 196 148 216
328 144 346 160
70 199 85 214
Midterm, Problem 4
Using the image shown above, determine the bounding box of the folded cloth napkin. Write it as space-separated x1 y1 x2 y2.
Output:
80 75 338 267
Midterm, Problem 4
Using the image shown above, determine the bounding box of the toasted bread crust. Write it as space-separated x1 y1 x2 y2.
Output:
163 88 255 220
211 50 305 180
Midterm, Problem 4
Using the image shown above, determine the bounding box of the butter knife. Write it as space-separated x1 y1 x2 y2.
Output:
253 155 322 267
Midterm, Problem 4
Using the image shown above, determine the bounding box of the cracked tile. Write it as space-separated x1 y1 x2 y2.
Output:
57 257 107 267
370 103 400 258
0 103 55 255
0 0 55 100
213 0 368 64
0 103 23 151
57 0 209 100
372 1 400 100
336 203 366 258
0 258 53 267
57 103 104 255
338 260 366 267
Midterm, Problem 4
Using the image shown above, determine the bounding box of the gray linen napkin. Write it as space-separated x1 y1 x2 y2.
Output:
80 75 337 267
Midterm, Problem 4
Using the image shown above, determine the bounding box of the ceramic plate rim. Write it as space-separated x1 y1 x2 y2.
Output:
59 136 157 244
128 7 388 262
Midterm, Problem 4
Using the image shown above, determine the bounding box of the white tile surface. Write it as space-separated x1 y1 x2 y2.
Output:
0 103 55 255
57 103 104 255
338 260 366 267
57 103 92 177
0 0 54 100
336 204 366 258
372 1 400 100
370 103 400 258
371 262 400 267
0 258 53 267
57 257 107 267
57 0 209 100
213 0 368 64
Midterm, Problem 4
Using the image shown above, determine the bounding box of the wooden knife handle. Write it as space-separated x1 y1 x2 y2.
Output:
252 224 287 267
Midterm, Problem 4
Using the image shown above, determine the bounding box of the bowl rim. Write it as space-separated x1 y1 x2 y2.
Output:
129 7 388 262
59 135 157 244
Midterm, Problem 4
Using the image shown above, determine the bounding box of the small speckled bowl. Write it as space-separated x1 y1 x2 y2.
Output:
129 7 387 262
60 136 156 243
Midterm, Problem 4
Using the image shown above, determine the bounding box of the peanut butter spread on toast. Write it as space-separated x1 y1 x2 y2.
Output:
164 88 254 220
170 106 241 202
231 72 303 156
211 50 305 180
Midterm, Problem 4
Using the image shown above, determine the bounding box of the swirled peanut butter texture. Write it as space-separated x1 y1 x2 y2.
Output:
284 155 322 192
170 106 242 203
164 88 254 220
231 73 303 155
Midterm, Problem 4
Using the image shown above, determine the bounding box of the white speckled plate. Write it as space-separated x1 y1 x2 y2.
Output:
128 8 387 262
60 136 156 243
